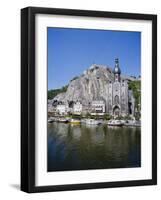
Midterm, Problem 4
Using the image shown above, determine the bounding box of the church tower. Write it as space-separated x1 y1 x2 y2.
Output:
107 58 135 117
113 58 121 82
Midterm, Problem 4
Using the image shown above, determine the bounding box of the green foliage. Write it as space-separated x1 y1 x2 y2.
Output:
135 112 141 121
128 80 141 111
115 115 132 120
123 115 132 120
85 112 91 118
71 114 82 119
103 114 112 120
115 116 122 120
90 114 100 120
48 85 68 100
95 114 100 120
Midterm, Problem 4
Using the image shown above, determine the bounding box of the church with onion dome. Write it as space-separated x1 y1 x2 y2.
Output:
107 58 135 117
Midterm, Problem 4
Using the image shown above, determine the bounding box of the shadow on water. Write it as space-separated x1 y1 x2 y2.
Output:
48 122 141 172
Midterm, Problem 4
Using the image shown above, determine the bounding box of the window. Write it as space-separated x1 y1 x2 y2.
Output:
114 95 119 105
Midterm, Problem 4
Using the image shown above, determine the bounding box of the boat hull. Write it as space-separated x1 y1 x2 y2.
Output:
69 119 81 124
108 124 123 127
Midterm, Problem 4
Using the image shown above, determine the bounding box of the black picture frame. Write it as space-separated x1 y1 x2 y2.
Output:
21 6 157 193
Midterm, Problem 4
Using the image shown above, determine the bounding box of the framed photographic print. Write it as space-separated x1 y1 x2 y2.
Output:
21 7 157 193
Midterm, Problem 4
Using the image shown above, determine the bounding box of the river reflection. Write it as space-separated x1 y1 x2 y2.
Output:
48 122 141 172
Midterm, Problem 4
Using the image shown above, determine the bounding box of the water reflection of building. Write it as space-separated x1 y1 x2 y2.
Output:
48 123 141 171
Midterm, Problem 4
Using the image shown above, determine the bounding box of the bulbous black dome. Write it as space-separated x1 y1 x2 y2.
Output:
113 58 121 74
113 66 121 74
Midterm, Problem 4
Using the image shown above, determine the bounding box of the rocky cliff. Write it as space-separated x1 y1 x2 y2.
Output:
51 64 114 109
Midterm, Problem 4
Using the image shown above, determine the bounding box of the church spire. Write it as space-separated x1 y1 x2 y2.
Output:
113 58 121 82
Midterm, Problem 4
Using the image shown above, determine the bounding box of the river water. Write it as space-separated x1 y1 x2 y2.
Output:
48 122 141 172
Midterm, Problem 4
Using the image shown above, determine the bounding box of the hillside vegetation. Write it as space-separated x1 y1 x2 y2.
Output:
48 85 68 100
128 80 141 111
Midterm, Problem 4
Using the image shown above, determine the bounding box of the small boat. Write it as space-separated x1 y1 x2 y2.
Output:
69 119 81 125
124 120 141 127
83 119 101 125
107 120 124 127
81 119 86 124
48 119 53 123
58 118 69 123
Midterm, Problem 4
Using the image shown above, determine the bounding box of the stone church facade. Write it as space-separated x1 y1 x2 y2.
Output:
107 58 135 117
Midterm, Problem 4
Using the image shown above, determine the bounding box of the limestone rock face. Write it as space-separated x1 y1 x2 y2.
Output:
52 65 114 110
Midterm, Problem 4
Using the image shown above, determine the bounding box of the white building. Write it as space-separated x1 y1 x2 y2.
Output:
91 100 105 115
73 101 82 114
56 104 67 115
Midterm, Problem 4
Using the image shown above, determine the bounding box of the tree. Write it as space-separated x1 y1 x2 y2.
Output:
48 85 68 99
103 114 112 120
85 112 91 118
128 80 141 111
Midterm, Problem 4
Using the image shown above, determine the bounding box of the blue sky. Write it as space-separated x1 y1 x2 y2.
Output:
48 27 141 90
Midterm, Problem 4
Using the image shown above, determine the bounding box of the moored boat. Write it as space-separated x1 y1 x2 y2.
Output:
107 120 124 127
48 118 54 123
57 118 69 123
69 119 81 125
124 120 141 127
83 119 101 125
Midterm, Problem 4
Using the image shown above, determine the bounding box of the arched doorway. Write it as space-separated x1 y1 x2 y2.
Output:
113 105 120 117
